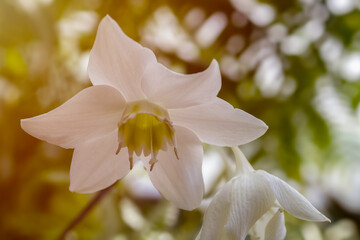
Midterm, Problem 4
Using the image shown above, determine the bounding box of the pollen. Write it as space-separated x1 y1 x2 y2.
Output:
116 100 179 171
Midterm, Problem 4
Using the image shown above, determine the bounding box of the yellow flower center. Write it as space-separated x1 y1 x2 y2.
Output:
116 100 178 171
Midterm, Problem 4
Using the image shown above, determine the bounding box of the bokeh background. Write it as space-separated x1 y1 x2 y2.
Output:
1 0 360 239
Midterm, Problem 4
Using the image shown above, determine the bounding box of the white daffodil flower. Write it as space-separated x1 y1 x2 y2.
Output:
197 147 329 239
20 16 267 210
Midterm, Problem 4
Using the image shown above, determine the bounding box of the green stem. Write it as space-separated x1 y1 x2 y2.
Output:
57 182 117 240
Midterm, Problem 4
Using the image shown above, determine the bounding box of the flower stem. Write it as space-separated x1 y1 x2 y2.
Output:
231 146 253 174
57 182 117 240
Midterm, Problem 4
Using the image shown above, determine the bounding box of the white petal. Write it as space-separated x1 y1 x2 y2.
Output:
248 207 278 239
199 182 233 240
70 130 131 193
88 15 157 101
264 209 286 240
258 170 330 222
195 230 201 240
145 126 204 210
21 85 125 148
225 173 275 240
169 98 268 146
142 60 221 109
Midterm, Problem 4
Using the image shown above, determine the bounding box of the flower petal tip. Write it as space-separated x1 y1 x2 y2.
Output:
182 202 201 211
20 117 28 127
103 14 115 23
209 59 221 82
250 118 268 140
69 178 99 194
68 185 76 193
69 182 86 193
100 15 120 33
307 213 331 223
260 120 269 134
315 213 331 223
210 58 220 68
20 118 27 130
20 117 37 136
68 183 94 194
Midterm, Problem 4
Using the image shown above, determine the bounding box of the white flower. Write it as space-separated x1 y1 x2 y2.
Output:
20 16 267 210
197 147 329 239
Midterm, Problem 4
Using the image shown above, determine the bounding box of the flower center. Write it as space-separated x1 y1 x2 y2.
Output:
116 100 179 171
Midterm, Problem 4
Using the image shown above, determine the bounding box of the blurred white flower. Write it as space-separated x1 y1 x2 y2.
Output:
197 147 329 239
21 16 267 210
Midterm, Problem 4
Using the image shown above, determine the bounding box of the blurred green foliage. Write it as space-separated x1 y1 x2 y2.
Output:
1 0 360 239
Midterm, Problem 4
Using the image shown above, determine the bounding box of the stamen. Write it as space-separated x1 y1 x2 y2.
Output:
128 149 134 170
149 156 158 171
117 99 178 172
129 156 133 170
115 143 122 155
174 147 179 160
150 162 155 171
149 151 158 171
